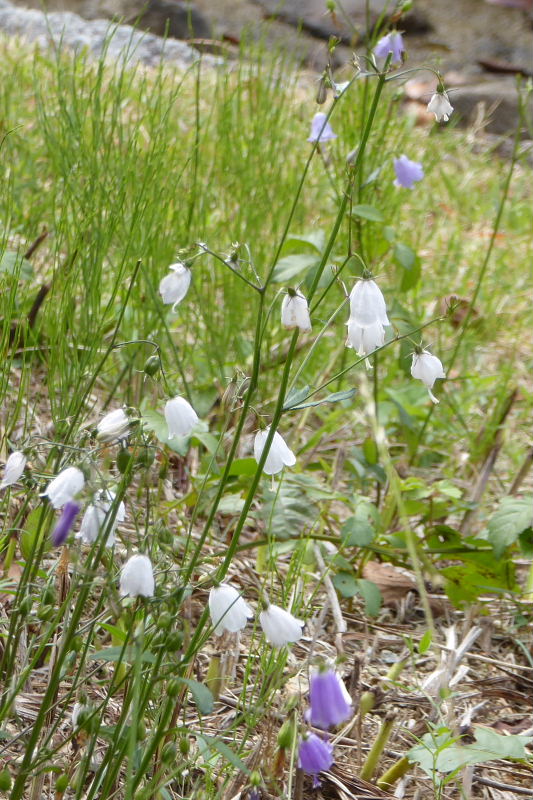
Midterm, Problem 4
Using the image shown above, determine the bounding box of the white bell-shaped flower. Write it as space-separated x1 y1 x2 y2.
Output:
120 554 154 598
43 466 85 509
346 319 385 356
77 490 126 547
281 290 312 332
1 451 26 489
259 603 304 647
209 583 253 636
411 350 446 404
349 279 390 328
159 262 191 310
164 396 199 438
427 90 454 122
96 408 130 443
254 428 296 476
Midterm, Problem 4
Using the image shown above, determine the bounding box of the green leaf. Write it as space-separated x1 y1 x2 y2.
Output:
177 678 214 714
283 387 356 411
350 204 384 222
283 385 311 410
88 646 156 664
418 629 432 654
332 571 358 597
20 508 50 561
259 480 318 539
394 243 420 291
0 250 33 281
198 734 250 774
192 428 219 455
473 726 533 760
355 579 382 616
284 230 325 252
271 253 319 283
341 516 375 547
227 458 258 477
217 494 245 515
487 497 533 557
142 409 187 455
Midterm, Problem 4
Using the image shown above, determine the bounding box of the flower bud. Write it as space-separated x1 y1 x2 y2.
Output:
144 354 161 377
316 77 328 105
277 718 296 749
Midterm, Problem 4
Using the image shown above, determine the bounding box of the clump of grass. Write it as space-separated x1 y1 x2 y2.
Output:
0 20 532 800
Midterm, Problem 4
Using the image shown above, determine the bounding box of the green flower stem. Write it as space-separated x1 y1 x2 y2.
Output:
377 756 411 790
359 711 396 781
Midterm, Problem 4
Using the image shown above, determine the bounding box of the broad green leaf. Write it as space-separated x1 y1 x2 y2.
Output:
0 250 33 281
20 508 50 561
332 571 358 597
259 480 318 539
284 230 325 252
142 409 188 455
283 385 311 410
177 678 214 715
418 629 432 654
88 647 156 664
487 497 533 557
192 428 219 455
341 516 375 547
227 458 258 476
355 579 382 616
350 204 384 222
271 253 319 283
217 494 245 515
473 726 533 759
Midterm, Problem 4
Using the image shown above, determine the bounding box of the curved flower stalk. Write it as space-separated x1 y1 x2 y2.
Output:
411 349 446 403
164 396 199 438
259 603 304 647
120 554 154 598
159 261 191 310
0 451 26 489
253 428 296 476
43 467 85 509
209 583 253 635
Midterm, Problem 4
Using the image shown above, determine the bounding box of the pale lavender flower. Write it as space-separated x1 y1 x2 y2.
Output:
298 733 333 779
374 31 405 65
307 112 337 144
51 501 81 546
309 668 352 729
393 155 424 189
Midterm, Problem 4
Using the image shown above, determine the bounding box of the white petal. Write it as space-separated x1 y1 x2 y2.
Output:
349 279 390 327
120 554 154 598
209 584 253 636
281 292 312 332
44 467 85 509
259 604 304 647
159 263 191 309
164 396 199 438
346 319 385 356
0 451 26 489
96 409 130 442
254 429 296 475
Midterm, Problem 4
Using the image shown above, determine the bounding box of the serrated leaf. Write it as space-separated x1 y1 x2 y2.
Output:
355 579 382 616
351 204 384 222
271 253 319 283
88 646 156 664
332 571 358 597
487 497 533 558
341 516 375 547
178 678 214 714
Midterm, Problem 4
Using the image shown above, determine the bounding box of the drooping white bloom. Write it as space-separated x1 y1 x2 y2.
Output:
281 290 312 332
346 319 385 357
120 554 154 598
254 429 296 476
411 350 446 404
164 396 199 438
71 702 84 729
0 451 26 489
43 467 85 509
159 262 192 310
96 408 130 443
259 604 304 647
427 90 454 122
77 490 126 547
349 279 390 328
209 583 253 636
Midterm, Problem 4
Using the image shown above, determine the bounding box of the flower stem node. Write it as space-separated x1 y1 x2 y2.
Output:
253 428 296 476
208 583 253 635
281 289 312 332
164 395 199 438
119 554 155 598
410 349 446 403
259 603 304 647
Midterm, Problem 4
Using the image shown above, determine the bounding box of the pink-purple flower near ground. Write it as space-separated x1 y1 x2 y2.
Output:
393 155 424 189
373 31 405 64
309 668 352 729
298 733 334 781
51 501 81 546
307 112 337 143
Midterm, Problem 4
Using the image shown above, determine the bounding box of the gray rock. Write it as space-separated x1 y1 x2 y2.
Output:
450 79 533 134
130 0 211 40
0 0 218 66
